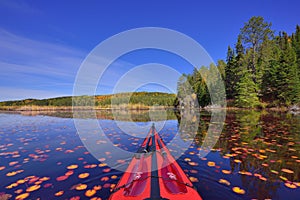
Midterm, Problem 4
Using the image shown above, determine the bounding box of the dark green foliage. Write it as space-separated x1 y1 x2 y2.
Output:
240 16 273 86
292 25 300 70
235 70 260 108
176 64 226 108
0 97 73 107
176 68 210 108
240 16 273 53
224 36 246 100
276 33 300 105
225 46 236 99
235 35 244 60
0 92 177 107
261 44 281 102
189 68 210 107
207 63 226 106
233 17 300 107
178 16 300 108
127 92 176 106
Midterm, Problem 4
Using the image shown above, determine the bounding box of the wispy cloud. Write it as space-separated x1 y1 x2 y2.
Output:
0 29 180 101
0 29 85 101
0 0 41 15
0 29 147 101
0 29 84 66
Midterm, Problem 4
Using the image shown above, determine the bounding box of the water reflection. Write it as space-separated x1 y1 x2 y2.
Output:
175 109 299 199
176 108 200 141
0 110 299 199
212 110 299 199
0 109 178 121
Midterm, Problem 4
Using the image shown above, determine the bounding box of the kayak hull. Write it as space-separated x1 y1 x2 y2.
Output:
109 126 202 200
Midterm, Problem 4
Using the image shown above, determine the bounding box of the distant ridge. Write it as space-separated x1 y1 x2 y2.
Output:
0 92 177 108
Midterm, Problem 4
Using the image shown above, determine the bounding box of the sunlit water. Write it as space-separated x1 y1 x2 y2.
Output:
0 110 299 199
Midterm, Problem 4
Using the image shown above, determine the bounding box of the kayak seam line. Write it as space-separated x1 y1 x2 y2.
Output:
111 175 195 194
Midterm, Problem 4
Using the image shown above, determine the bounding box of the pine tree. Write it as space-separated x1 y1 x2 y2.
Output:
236 35 244 61
234 46 260 108
217 59 226 81
208 63 226 106
235 35 245 74
176 18 300 108
191 67 210 107
292 25 300 70
259 35 277 99
235 69 260 108
240 16 273 86
225 46 236 99
277 32 300 105
261 41 281 103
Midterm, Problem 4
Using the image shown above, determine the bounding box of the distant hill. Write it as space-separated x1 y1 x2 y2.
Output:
0 92 177 108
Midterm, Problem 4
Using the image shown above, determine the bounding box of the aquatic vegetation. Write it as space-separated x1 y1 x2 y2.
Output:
232 186 246 194
15 193 29 200
207 161 215 167
221 169 231 174
218 179 230 186
78 173 89 179
0 111 299 199
74 184 88 191
85 189 96 197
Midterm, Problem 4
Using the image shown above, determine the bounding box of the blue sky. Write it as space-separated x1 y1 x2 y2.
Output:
0 0 299 101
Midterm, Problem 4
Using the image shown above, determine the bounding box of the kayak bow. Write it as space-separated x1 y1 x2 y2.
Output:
109 124 202 200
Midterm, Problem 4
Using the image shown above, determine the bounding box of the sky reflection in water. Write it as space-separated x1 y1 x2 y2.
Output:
0 110 299 199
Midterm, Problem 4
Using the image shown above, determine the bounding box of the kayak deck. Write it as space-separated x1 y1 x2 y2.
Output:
109 124 202 200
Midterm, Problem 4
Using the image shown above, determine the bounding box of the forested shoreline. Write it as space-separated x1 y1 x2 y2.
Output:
0 92 177 110
178 16 300 108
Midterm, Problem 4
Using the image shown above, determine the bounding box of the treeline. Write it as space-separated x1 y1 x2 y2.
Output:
177 63 225 107
178 16 300 108
0 96 73 107
0 92 176 107
102 92 176 107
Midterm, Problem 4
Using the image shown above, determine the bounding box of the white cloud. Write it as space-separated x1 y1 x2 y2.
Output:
0 29 84 72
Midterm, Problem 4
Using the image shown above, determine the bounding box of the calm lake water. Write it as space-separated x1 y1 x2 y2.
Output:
0 110 299 200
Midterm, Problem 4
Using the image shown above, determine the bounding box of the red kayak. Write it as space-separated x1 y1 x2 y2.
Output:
109 124 202 200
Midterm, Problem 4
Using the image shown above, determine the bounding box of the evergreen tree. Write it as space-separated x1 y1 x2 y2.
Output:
258 35 276 98
190 68 210 107
236 35 244 60
206 63 226 106
292 25 300 71
176 17 300 108
240 16 273 85
225 46 236 99
277 32 300 105
234 34 245 87
217 59 226 81
234 48 260 108
235 69 260 108
261 42 281 103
